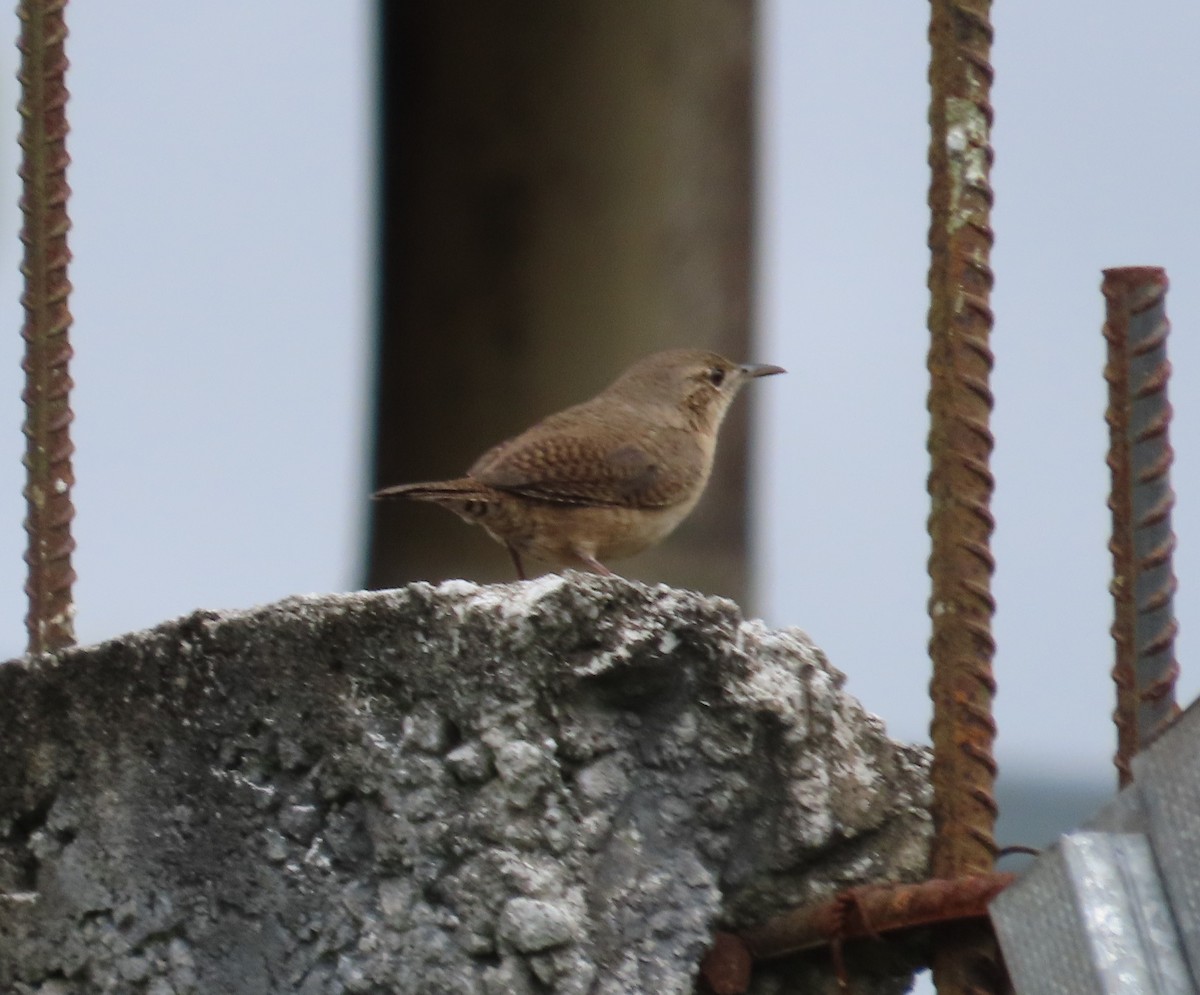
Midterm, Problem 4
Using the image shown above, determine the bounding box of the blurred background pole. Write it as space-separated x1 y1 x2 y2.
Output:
1102 267 1181 788
17 0 77 654
366 1 756 601
925 0 1006 991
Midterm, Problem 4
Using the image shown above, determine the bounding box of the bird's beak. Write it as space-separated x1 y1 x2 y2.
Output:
740 363 786 379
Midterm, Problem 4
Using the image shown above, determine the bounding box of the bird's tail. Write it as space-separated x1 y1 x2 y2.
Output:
372 479 499 527
372 478 487 503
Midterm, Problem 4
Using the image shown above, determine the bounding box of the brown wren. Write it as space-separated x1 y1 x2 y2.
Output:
373 348 785 579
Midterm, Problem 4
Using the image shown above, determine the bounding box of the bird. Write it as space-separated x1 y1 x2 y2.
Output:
373 348 785 579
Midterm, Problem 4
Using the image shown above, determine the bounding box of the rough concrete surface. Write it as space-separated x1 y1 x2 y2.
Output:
0 575 931 994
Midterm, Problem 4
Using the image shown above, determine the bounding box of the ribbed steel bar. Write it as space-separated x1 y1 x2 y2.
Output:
925 0 1003 992
1102 267 1181 788
698 874 1017 993
17 0 77 654
741 873 1016 962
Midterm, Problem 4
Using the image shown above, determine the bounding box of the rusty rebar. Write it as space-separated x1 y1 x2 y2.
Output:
925 0 1003 992
741 874 1016 962
698 875 1017 994
17 0 77 654
1102 267 1181 788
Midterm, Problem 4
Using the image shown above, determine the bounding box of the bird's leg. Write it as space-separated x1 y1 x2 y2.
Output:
506 545 527 580
578 554 616 577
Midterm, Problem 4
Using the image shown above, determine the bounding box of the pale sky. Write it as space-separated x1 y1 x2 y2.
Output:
757 1 1200 779
2 1 1198 791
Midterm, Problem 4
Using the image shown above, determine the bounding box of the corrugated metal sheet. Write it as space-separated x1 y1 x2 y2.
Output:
990 700 1200 994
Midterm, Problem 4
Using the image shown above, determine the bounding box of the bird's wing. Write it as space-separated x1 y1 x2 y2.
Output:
469 419 696 508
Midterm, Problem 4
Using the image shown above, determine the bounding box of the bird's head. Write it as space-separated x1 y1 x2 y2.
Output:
609 349 785 430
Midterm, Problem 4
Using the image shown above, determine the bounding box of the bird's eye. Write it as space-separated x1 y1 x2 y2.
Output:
707 368 726 387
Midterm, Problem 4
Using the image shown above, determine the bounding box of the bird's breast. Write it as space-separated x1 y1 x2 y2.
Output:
588 500 700 560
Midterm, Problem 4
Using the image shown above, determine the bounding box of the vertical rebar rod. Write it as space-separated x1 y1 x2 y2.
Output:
925 0 1005 992
1102 267 1181 788
17 0 77 654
